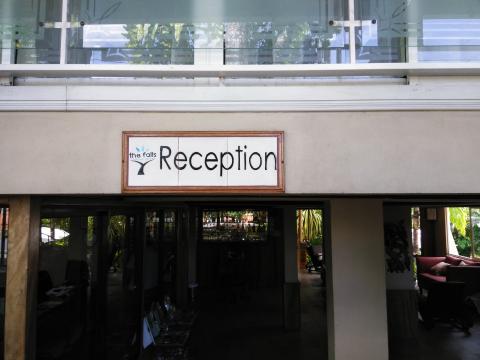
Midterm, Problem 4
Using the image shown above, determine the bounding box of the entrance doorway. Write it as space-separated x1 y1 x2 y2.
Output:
34 198 329 360
296 208 328 360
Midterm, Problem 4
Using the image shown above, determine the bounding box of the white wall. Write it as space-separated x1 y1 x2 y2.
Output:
1 111 480 194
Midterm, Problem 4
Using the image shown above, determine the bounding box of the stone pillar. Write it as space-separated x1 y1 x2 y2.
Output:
5 196 40 360
283 206 300 330
327 199 388 360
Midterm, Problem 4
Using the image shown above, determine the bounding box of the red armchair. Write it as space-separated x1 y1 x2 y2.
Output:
416 255 480 330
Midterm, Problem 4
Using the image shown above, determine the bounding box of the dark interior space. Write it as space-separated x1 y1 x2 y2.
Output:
33 200 329 360
36 212 142 360
386 205 480 360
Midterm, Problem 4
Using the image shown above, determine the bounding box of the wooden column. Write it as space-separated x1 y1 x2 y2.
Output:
5 196 40 360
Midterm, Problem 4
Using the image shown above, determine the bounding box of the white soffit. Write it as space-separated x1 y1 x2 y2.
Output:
1 63 480 111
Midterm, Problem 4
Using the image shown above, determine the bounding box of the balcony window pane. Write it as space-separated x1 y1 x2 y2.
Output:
225 22 348 65
418 18 480 62
355 0 407 63
69 0 334 24
413 0 480 61
356 0 480 63
0 0 61 64
68 0 347 64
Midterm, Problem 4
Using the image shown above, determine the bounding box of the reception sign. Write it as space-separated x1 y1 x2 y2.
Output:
122 131 284 193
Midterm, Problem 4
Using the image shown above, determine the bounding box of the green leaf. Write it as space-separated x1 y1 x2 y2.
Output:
449 207 468 236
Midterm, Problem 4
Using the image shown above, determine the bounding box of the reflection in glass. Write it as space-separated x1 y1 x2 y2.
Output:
355 0 407 63
0 0 61 64
3 0 480 64
144 209 177 306
36 214 140 359
37 216 89 359
355 0 480 62
66 0 345 64
418 19 480 62
106 215 140 359
202 209 269 242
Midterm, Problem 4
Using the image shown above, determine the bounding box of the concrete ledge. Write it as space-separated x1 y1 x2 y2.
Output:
2 63 480 78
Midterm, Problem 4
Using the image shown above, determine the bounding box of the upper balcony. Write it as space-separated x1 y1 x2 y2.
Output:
1 0 480 79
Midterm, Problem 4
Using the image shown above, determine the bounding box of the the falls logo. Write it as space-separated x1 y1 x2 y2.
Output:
129 146 157 175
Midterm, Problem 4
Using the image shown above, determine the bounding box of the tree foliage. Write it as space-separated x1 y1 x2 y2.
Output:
298 209 322 245
449 207 468 236
449 207 480 258
124 23 194 64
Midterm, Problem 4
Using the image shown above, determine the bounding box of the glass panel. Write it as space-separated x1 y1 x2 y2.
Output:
68 23 196 64
70 0 332 24
418 18 480 62
106 215 140 358
355 0 407 63
448 207 472 257
15 27 61 64
143 209 185 357
144 209 177 304
37 216 89 359
202 209 268 242
471 208 480 258
225 22 348 65
411 207 421 256
356 0 480 63
67 0 347 64
37 214 141 359
0 0 61 64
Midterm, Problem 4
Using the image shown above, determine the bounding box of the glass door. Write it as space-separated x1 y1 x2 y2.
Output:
144 209 179 308
104 213 143 359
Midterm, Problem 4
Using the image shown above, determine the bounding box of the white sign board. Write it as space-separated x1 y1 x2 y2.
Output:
122 132 284 193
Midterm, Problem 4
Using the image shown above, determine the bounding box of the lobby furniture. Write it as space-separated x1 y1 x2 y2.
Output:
305 242 325 285
416 255 480 331
416 255 480 294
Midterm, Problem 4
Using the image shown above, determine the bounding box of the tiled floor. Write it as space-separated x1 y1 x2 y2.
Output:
188 269 328 360
152 269 480 360
390 318 480 360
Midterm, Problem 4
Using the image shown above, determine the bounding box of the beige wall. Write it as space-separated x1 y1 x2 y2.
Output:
327 199 388 360
0 111 479 194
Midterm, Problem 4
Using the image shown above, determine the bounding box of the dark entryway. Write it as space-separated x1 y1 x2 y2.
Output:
34 198 328 360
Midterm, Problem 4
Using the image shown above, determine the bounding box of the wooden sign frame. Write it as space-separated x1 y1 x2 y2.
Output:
122 131 284 194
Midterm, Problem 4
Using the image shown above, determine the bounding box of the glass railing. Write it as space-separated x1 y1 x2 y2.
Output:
1 0 480 65
66 22 349 65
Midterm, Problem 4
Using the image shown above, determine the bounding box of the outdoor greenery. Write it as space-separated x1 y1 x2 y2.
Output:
298 209 322 246
124 23 194 64
108 215 126 272
449 207 469 236
123 21 340 65
449 207 480 258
